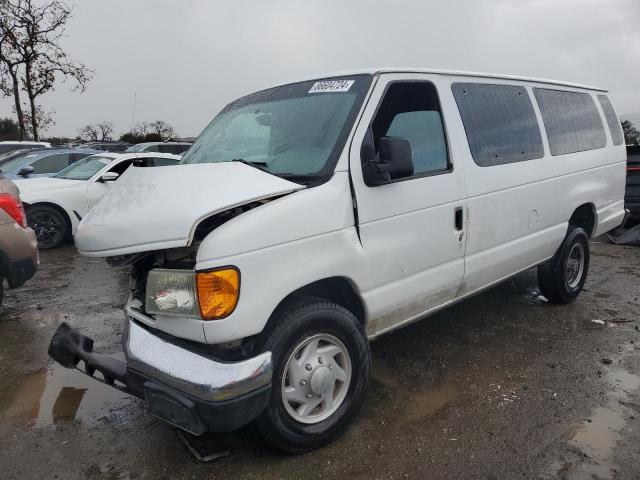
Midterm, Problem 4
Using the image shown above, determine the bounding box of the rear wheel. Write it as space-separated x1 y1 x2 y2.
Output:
255 299 370 453
27 205 68 249
538 227 590 303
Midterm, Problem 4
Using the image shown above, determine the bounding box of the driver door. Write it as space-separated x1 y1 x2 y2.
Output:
349 74 467 335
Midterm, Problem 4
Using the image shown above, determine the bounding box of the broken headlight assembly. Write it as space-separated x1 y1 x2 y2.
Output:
145 267 240 320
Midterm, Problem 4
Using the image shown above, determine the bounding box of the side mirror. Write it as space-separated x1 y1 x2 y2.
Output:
100 171 120 182
18 165 34 177
361 133 413 186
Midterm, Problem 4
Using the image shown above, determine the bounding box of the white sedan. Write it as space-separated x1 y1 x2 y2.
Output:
14 152 181 249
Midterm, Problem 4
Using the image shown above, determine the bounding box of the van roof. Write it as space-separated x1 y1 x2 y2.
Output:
275 68 607 92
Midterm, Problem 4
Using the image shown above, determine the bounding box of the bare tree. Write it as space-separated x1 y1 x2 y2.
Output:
79 121 113 142
0 7 27 139
148 120 176 141
21 103 54 137
132 121 150 137
96 121 114 141
78 123 99 142
0 0 93 140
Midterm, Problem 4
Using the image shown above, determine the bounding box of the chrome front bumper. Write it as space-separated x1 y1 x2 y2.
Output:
48 316 273 434
124 315 272 402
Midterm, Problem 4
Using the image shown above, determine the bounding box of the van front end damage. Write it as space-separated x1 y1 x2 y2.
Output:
48 318 272 435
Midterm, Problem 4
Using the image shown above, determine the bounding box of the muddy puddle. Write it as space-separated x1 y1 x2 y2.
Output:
1 361 133 435
550 345 640 479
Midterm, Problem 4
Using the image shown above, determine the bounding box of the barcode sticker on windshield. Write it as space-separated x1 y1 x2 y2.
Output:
308 80 354 93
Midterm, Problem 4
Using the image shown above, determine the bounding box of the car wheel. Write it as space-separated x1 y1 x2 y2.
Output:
255 299 370 453
538 226 590 304
27 205 68 250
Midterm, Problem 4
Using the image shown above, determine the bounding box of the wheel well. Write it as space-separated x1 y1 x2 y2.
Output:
24 202 73 238
569 203 596 238
271 277 366 326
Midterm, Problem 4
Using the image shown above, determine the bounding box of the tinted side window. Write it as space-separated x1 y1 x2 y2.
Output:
534 88 606 155
371 82 449 177
452 83 544 166
597 95 623 146
176 144 190 154
150 157 178 167
159 144 180 154
31 153 70 174
69 152 90 164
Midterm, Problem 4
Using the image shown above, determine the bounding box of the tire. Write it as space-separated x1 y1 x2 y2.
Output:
537 226 590 304
27 205 68 249
255 298 371 453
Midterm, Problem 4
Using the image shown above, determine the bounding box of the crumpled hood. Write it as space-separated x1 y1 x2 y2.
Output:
75 162 304 256
13 177 83 194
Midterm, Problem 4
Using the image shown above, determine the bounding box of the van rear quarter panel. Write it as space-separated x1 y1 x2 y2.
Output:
440 74 626 295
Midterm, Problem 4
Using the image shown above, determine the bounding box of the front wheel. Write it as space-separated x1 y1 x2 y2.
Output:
538 226 590 303
255 299 370 453
27 205 68 249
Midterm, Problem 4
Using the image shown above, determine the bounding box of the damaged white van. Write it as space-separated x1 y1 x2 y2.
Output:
49 69 627 453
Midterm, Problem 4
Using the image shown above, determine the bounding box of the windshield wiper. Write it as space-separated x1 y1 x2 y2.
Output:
229 158 269 172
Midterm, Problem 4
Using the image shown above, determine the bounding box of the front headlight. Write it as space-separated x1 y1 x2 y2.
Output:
145 267 240 320
145 269 200 318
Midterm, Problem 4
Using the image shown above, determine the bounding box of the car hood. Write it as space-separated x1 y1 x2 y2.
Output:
75 162 305 256
13 177 83 194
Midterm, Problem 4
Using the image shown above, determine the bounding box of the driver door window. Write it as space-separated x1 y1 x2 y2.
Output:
370 82 450 178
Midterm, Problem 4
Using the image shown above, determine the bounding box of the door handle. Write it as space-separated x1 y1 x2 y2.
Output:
454 206 464 231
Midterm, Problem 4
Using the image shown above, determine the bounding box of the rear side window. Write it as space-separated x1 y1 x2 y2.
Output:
31 153 71 174
597 95 623 146
371 81 449 176
150 157 178 166
534 88 606 155
452 83 544 167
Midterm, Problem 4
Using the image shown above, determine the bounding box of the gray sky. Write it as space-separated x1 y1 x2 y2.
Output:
2 0 639 138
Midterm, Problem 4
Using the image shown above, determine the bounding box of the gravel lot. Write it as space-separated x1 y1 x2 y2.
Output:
0 241 639 479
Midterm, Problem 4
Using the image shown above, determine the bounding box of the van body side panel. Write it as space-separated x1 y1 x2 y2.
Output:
449 78 626 296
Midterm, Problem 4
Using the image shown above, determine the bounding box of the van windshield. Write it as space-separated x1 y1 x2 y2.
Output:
181 75 371 185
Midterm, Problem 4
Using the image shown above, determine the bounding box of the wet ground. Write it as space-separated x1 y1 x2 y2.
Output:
0 241 639 479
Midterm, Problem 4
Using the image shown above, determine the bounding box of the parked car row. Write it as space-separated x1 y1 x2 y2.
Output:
0 148 99 180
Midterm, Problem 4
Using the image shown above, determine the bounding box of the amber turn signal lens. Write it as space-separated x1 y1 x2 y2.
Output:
196 268 240 320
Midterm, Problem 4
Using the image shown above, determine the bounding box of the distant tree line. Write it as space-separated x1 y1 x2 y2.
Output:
77 120 177 143
0 0 92 141
622 120 639 145
0 116 179 144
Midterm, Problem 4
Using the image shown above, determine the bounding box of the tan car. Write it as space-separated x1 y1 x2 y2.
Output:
0 175 38 306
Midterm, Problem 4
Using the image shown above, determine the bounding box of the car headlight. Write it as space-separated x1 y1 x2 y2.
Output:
145 267 240 320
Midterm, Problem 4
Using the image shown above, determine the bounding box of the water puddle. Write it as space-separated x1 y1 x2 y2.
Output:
559 359 640 479
1 361 133 434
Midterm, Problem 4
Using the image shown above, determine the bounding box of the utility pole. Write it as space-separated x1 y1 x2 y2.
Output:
130 91 138 132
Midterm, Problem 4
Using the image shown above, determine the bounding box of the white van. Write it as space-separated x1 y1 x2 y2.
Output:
48 69 627 453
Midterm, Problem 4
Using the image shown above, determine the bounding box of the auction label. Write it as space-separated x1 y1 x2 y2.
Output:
308 79 354 93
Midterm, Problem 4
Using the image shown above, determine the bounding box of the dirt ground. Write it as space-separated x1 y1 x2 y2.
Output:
0 241 639 480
